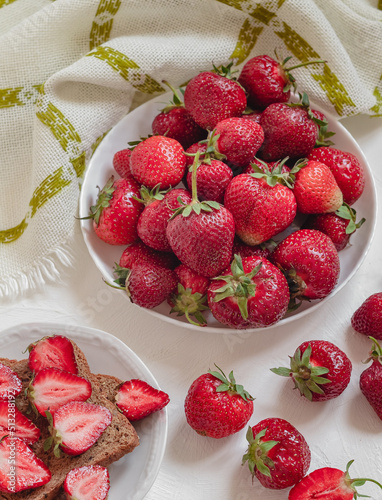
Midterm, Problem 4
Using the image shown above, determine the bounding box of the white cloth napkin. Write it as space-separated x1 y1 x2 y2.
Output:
0 0 381 297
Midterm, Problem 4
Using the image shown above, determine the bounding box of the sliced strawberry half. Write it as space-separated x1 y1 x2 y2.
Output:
64 465 110 500
28 335 78 374
0 436 51 493
47 401 112 456
0 401 40 444
27 367 92 417
0 362 22 400
115 379 170 421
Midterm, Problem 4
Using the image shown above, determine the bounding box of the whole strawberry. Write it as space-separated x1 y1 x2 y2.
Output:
166 153 235 278
184 365 254 438
259 93 320 161
242 417 311 489
288 460 382 500
238 54 325 110
351 293 382 340
130 135 186 189
113 148 132 179
184 63 247 130
137 186 192 252
119 240 178 269
168 264 210 326
224 162 300 245
87 176 142 246
359 337 382 420
214 117 264 167
308 146 365 205
293 160 343 214
186 158 233 203
271 340 352 401
271 229 340 303
208 255 290 329
151 82 206 149
303 203 365 251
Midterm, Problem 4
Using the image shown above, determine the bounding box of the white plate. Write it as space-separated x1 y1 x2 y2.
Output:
0 322 168 500
79 92 377 333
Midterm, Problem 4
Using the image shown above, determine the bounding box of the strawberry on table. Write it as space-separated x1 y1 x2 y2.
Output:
208 255 290 329
271 229 340 303
351 293 382 340
359 336 382 420
64 465 110 500
184 365 254 438
46 401 112 456
184 63 247 130
293 160 343 213
0 401 40 444
130 135 186 189
288 459 382 500
308 146 365 205
271 340 352 401
242 417 311 489
27 367 92 417
119 240 178 269
28 335 78 374
0 362 22 400
0 436 51 493
87 175 143 246
115 379 169 421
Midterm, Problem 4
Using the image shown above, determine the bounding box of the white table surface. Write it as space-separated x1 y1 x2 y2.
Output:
1 113 382 499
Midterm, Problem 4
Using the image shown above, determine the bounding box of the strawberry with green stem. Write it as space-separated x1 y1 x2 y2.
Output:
359 336 382 420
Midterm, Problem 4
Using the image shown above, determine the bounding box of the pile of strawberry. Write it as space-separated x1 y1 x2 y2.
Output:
88 53 366 329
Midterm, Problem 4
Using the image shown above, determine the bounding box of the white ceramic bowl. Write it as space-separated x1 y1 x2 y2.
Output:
79 93 377 333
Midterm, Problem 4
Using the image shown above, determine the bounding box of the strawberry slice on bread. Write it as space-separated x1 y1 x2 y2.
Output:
64 465 110 500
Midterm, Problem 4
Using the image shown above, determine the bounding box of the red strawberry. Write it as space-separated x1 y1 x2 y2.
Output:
113 259 178 309
0 401 40 444
47 401 112 456
351 293 382 340
130 135 186 189
186 158 233 203
223 163 299 245
0 436 51 493
293 160 343 213
271 340 352 401
184 365 254 438
303 203 365 251
119 240 178 269
213 117 264 167
271 229 340 302
166 153 235 278
27 367 92 417
115 379 169 421
259 93 320 161
359 337 382 420
208 255 290 329
308 146 365 205
113 148 132 179
243 417 311 489
168 264 210 326
238 54 324 109
232 236 271 260
288 460 382 500
137 187 192 252
0 362 22 400
87 175 142 246
64 465 110 500
184 63 247 130
151 82 206 149
28 335 78 374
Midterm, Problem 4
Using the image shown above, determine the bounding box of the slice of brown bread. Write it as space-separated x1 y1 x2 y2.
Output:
0 341 139 500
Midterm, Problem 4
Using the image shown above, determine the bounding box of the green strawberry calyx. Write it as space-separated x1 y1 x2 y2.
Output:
336 203 366 235
160 80 185 113
212 254 262 320
343 459 382 499
44 410 62 458
270 344 330 401
84 176 116 225
249 157 306 189
169 283 209 327
133 184 168 205
363 337 382 365
208 364 254 402
274 51 326 94
242 426 279 478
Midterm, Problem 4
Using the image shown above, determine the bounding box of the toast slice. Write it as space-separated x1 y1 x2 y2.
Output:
0 342 139 500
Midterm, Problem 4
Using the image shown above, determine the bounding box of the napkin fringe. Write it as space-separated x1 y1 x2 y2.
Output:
0 245 74 298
